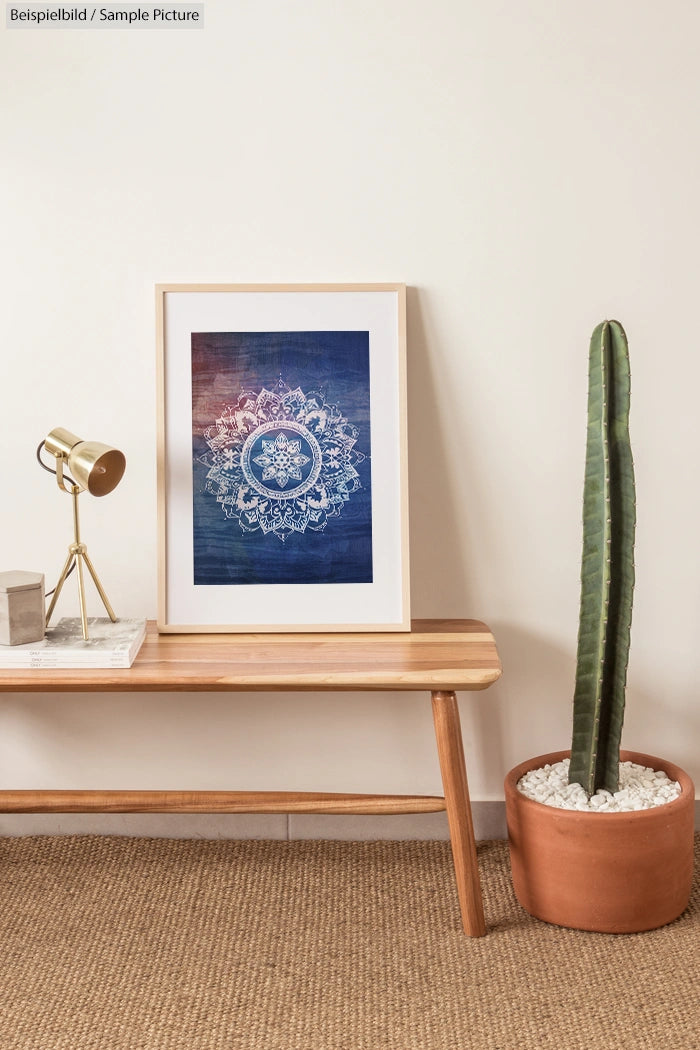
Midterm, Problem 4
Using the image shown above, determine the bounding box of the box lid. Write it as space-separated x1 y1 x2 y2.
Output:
0 571 44 594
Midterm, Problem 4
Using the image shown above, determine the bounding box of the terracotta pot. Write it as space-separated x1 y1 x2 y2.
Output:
505 750 695 933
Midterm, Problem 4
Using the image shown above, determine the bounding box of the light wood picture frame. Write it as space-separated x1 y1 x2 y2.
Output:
156 283 409 632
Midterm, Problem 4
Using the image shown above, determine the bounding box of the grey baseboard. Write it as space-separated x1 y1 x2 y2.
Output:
0 801 697 839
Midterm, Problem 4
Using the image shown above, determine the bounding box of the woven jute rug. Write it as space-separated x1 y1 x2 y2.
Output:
0 834 697 1050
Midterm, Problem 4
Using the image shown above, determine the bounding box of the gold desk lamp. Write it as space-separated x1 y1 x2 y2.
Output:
37 427 126 641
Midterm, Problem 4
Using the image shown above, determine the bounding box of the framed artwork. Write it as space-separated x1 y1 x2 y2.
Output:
156 284 409 632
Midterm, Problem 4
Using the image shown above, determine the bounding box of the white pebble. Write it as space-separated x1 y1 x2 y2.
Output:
517 758 682 812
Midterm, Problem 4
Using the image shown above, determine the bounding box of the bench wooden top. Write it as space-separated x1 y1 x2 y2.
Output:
0 619 501 693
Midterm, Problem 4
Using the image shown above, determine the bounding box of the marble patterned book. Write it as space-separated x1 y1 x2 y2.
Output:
0 618 147 668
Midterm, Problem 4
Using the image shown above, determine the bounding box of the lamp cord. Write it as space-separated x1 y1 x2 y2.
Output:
36 440 55 475
37 440 77 598
45 565 75 599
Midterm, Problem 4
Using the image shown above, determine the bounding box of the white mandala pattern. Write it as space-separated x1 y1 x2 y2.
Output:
254 433 310 488
198 381 367 541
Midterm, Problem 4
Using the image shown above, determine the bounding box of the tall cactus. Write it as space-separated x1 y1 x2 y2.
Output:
569 320 636 796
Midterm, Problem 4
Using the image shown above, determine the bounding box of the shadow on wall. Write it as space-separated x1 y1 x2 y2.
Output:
618 676 700 786
406 288 582 785
488 620 700 791
405 286 492 614
487 620 577 766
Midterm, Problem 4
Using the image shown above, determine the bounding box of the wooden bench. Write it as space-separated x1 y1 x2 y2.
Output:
0 618 501 935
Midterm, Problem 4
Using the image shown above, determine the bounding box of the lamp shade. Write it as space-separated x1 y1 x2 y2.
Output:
44 427 126 496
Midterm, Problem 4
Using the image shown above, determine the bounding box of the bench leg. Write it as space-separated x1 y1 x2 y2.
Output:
431 689 486 936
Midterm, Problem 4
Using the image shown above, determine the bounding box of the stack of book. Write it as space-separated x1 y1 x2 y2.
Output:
0 617 147 668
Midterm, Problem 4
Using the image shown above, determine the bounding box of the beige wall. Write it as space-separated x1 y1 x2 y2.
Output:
2 1 699 832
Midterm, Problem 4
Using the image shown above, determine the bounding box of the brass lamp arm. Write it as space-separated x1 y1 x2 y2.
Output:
36 440 81 495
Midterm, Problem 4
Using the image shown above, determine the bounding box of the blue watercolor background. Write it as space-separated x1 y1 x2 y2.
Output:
192 331 373 586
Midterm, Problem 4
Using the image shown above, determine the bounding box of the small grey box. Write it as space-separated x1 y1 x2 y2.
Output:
0 571 45 646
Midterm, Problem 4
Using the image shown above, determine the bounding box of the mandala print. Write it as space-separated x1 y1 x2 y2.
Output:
198 381 367 541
